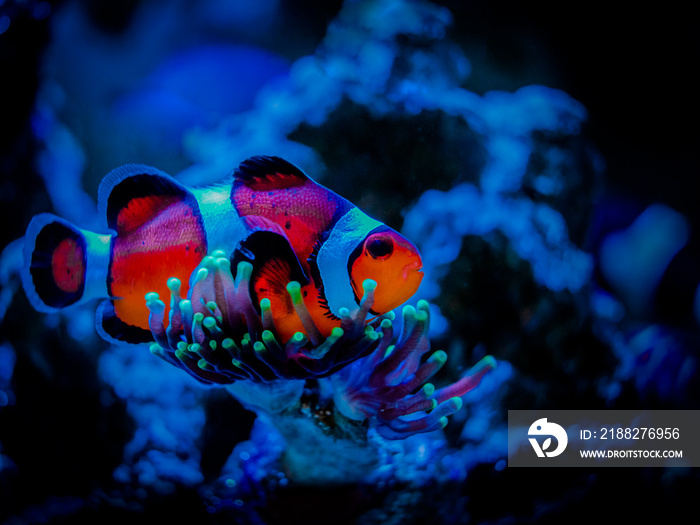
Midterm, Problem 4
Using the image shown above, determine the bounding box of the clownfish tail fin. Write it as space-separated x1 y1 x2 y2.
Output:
22 213 111 312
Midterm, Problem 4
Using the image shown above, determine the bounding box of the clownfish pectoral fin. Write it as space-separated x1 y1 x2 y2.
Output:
233 156 309 191
97 164 199 234
232 230 308 314
253 257 298 316
22 213 110 313
96 299 154 345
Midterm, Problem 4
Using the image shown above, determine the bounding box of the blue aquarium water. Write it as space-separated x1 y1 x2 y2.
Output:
1 0 698 523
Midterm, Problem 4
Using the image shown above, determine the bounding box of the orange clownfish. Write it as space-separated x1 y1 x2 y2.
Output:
22 156 423 344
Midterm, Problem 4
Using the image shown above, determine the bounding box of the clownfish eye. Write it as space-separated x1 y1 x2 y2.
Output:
366 234 394 259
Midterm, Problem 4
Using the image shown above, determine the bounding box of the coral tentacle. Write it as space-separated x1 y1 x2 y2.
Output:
432 355 497 404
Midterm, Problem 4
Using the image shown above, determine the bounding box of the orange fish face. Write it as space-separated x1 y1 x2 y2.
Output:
349 229 423 314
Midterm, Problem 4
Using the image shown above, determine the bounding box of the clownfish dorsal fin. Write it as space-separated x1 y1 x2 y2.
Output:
98 164 197 233
233 156 309 191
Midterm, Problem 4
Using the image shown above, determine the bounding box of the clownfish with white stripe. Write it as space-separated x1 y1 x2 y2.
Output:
22 156 424 344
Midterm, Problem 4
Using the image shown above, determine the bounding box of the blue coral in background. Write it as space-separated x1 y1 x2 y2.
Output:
2 0 700 523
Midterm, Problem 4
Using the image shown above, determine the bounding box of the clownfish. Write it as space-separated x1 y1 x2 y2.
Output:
22 156 423 344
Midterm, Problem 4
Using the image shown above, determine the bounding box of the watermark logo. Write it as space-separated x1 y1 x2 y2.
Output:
509 410 699 467
528 418 568 457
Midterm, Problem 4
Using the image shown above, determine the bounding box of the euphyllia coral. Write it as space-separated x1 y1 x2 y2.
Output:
143 251 495 447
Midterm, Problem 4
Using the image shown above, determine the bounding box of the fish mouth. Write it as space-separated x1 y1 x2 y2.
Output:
402 260 423 280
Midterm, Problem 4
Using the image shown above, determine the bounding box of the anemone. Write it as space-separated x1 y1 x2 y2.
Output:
145 250 386 385
145 249 495 441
